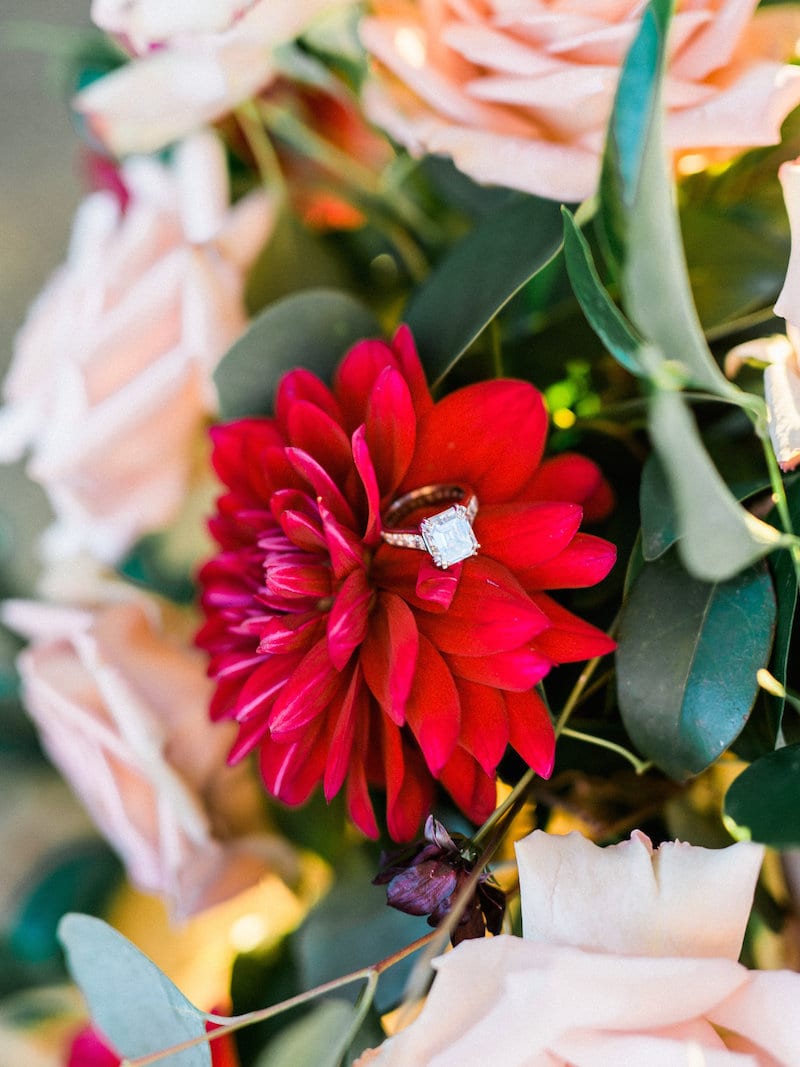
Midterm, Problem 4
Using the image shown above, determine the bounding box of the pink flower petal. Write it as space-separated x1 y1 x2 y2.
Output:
405 636 461 774
268 638 342 738
326 567 371 671
438 746 497 826
456 679 508 775
519 533 616 590
361 592 419 726
529 593 616 663
504 688 555 777
476 501 583 571
447 645 551 692
366 366 416 496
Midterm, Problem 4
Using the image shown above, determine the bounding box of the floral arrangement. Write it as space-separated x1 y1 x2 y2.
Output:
4 0 800 1064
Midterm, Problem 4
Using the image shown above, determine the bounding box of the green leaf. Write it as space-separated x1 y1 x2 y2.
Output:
404 194 563 387
648 390 783 581
598 0 734 398
215 289 379 420
58 914 210 1067
617 551 776 780
293 851 425 1015
725 744 800 848
254 999 365 1067
561 207 644 377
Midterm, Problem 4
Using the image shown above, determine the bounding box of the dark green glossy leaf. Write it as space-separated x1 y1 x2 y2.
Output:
11 843 121 963
725 744 800 848
293 851 426 1014
617 551 776 779
405 194 563 387
598 0 734 398
215 289 379 420
639 455 676 562
58 914 210 1067
561 207 644 377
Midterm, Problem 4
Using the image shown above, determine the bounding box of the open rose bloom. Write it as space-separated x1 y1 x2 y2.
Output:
197 326 615 841
3 591 296 918
361 831 800 1065
0 132 273 564
360 0 800 202
76 1 345 155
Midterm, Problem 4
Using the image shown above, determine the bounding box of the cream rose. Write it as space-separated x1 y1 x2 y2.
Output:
360 0 800 202
2 590 297 919
0 131 274 565
76 1 346 155
360 830 800 1065
725 156 800 471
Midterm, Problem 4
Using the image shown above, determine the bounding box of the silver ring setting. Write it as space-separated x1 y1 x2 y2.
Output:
380 484 480 569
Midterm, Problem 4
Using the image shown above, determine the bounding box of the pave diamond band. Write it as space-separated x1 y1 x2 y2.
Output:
380 485 480 569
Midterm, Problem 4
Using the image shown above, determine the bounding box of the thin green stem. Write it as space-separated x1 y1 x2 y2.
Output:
235 101 287 198
559 727 651 775
122 932 437 1067
751 406 800 585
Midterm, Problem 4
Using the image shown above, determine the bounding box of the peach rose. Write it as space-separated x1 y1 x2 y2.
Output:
360 0 800 202
359 830 800 1065
2 591 297 918
0 131 274 565
76 1 346 155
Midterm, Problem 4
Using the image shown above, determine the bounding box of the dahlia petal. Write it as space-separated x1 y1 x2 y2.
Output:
418 558 549 656
476 501 583 571
334 337 399 433
366 366 416 496
456 679 509 775
390 324 433 416
286 446 356 528
415 555 461 608
505 688 556 777
438 746 497 826
371 544 449 615
210 419 283 495
529 593 616 662
323 665 364 800
209 675 243 722
276 508 327 553
269 638 342 737
381 716 435 842
326 567 371 670
405 636 461 774
519 532 616 590
351 425 382 544
234 654 302 723
448 646 551 692
275 367 342 432
521 452 613 521
265 560 332 600
208 649 269 681
256 612 323 654
347 712 379 839
361 592 419 726
318 499 364 579
402 381 548 503
286 399 353 485
261 717 328 806
229 717 272 762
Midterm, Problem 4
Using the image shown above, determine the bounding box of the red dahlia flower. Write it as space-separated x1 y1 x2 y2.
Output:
197 327 615 841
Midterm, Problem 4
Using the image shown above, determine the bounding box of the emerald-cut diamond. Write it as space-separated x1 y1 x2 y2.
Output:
420 505 480 569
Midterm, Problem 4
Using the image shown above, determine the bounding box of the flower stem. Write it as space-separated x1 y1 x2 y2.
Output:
235 101 287 199
751 402 800 585
559 727 651 774
121 932 438 1067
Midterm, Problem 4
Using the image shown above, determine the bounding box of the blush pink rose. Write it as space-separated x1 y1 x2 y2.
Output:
0 131 274 565
3 592 297 918
360 0 800 202
358 830 800 1066
76 1 346 155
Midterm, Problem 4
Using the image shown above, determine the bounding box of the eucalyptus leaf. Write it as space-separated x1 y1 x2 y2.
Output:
58 914 210 1067
725 744 800 848
617 551 776 780
598 0 734 398
404 194 563 387
561 208 644 377
215 289 379 419
648 389 783 581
